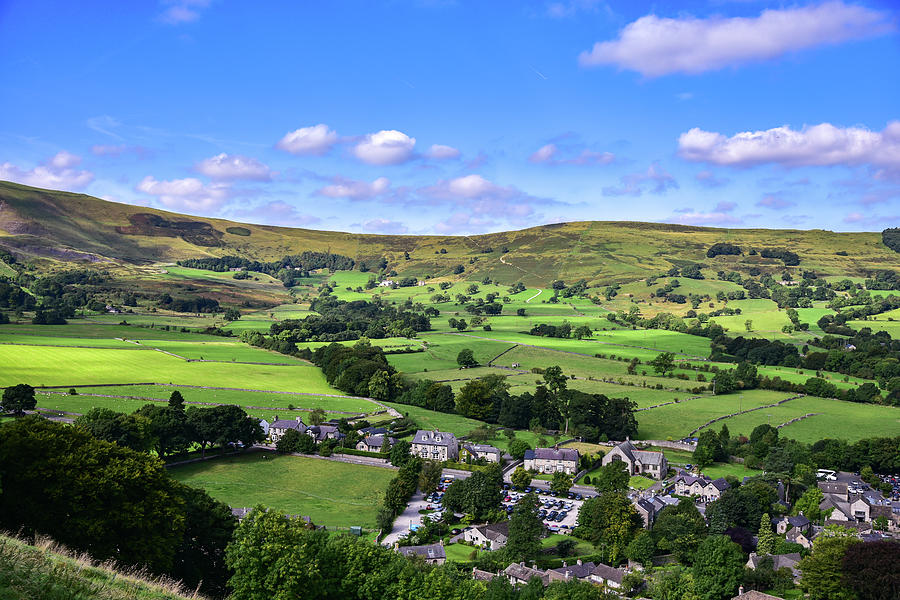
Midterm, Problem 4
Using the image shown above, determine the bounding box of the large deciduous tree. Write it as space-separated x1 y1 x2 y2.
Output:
2 383 35 415
74 407 154 452
799 533 861 600
841 540 900 600
504 493 543 563
691 535 745 600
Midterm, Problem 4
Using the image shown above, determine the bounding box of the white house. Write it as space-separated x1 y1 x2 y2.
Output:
524 447 579 475
602 440 668 480
411 430 459 461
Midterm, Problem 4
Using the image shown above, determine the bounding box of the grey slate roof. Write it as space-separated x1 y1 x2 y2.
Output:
270 418 307 431
504 562 548 584
615 440 665 465
399 543 446 560
550 561 596 580
524 447 579 462
358 426 388 436
731 592 785 600
590 563 625 584
413 430 457 446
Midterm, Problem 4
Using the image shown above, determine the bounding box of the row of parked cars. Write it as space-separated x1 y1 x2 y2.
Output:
501 487 587 533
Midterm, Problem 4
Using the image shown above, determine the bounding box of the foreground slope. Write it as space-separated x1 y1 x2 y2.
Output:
0 533 202 600
2 180 899 285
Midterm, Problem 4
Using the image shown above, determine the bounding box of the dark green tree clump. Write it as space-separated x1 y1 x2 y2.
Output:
0 417 235 596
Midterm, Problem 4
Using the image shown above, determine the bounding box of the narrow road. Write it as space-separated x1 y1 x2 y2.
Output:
525 289 543 303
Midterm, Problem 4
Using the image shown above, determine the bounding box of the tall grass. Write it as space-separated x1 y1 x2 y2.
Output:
0 532 204 600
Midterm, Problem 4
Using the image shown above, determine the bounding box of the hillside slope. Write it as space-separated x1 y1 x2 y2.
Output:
1 180 898 285
0 533 203 600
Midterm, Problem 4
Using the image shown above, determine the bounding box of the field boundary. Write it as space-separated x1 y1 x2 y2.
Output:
486 344 519 366
777 413 821 429
689 394 805 436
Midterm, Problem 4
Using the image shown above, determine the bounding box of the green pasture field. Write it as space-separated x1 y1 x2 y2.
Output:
705 395 900 444
123 338 309 363
47 385 378 413
635 389 795 440
33 392 358 421
169 453 395 528
846 317 900 338
0 344 340 394
0 321 228 341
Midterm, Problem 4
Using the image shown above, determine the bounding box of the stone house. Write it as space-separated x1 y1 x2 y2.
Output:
602 440 668 480
523 447 579 474
269 417 307 443
589 563 626 588
673 473 730 502
356 434 395 453
771 514 811 535
463 522 509 550
411 430 459 461
547 560 596 583
460 443 502 463
504 562 549 586
398 543 446 565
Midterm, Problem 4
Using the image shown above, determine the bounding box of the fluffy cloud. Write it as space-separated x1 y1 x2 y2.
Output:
316 176 390 199
678 122 900 175
195 153 272 181
425 144 461 160
670 201 742 226
353 130 416 165
362 218 408 234
0 152 94 190
579 2 892 77
602 163 678 196
136 176 230 212
91 144 149 158
159 0 211 25
757 195 795 210
231 201 322 227
529 143 615 166
416 174 556 233
276 124 339 156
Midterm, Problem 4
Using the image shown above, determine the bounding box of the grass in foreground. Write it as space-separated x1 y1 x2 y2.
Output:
0 533 202 600
168 453 395 528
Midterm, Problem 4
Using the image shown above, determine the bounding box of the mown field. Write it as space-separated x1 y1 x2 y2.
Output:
168 453 395 527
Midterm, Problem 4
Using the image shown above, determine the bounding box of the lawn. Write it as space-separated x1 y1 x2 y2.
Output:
629 475 656 490
443 543 481 563
168 453 395 528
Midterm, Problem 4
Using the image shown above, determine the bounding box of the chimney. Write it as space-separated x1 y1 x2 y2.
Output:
439 538 444 546
519 561 524 567
562 561 567 568
565 571 570 580
394 543 399 551
576 559 582 566
738 585 744 596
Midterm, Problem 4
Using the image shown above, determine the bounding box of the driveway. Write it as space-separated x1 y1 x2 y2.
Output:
382 490 429 546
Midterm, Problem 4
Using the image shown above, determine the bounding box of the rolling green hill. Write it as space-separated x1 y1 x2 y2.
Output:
2 180 898 287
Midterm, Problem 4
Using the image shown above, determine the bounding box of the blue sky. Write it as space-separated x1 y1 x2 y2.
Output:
1 0 898 234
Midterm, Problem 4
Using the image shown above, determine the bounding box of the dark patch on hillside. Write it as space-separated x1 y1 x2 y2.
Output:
883 228 900 253
226 226 251 236
116 213 224 247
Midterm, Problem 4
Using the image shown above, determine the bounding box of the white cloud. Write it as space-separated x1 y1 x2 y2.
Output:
276 124 339 156
579 2 893 77
136 176 230 212
317 176 390 199
0 151 94 190
678 121 900 175
231 201 321 227
195 153 272 181
425 144 461 160
670 201 741 226
159 0 211 25
353 130 416 165
529 142 615 166
603 162 677 196
362 218 408 234
419 174 552 230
